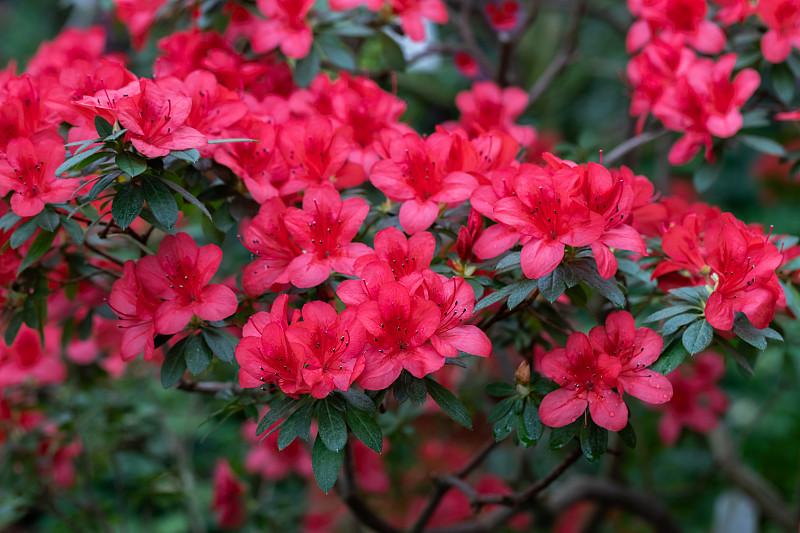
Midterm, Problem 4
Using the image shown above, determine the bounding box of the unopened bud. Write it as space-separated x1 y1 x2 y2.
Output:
514 361 530 386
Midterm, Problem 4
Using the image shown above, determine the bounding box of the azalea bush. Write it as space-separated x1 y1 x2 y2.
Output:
1 0 800 532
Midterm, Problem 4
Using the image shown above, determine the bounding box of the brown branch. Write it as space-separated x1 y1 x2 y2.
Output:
450 0 494 76
602 128 669 167
546 477 683 533
84 242 124 266
527 0 586 106
177 380 245 395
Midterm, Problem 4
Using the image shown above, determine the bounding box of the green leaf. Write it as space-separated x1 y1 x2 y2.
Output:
318 35 356 70
425 377 473 429
95 116 113 137
116 152 148 178
4 312 23 346
392 371 410 404
10 218 40 249
17 230 56 274
86 173 120 201
170 148 200 163
36 208 59 232
732 313 782 350
379 32 406 71
345 407 383 453
0 211 21 232
486 382 517 397
492 409 518 442
642 305 696 324
474 284 515 312
142 177 178 228
580 421 608 462
294 44 321 88
495 251 521 271
549 419 580 450
278 401 313 449
618 422 636 449
567 260 625 307
111 182 144 230
408 374 427 406
337 389 377 414
649 340 688 375
160 337 189 388
256 396 297 436
771 62 796 103
312 435 344 494
538 266 566 303
693 163 721 193
276 420 298 451
318 398 348 452
520 399 543 443
669 286 707 305
487 396 518 423
739 134 786 157
682 319 713 355
60 216 84 245
508 278 538 309
55 144 104 176
201 328 237 363
663 312 702 336
158 177 213 220
185 334 213 375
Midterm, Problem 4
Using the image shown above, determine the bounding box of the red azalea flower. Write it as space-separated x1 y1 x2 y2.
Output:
108 260 160 361
355 281 443 390
0 74 60 152
114 0 169 50
252 0 316 59
418 270 492 359
241 418 312 479
241 198 303 297
236 318 308 395
0 325 66 388
486 1 520 32
539 332 627 431
115 78 206 158
627 0 726 54
353 226 436 282
704 215 783 330
370 131 479 235
211 459 247 530
657 351 728 445
283 186 371 288
757 0 800 63
588 311 672 404
135 233 239 335
0 131 79 217
711 0 755 25
290 302 367 398
456 208 483 262
455 81 536 147
454 53 480 78
389 0 448 42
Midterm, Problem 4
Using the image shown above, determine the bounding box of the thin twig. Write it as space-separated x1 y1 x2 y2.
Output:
450 0 494 76
85 242 124 266
602 128 669 167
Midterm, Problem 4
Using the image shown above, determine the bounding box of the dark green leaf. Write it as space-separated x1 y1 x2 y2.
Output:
649 340 688 375
618 422 636 449
116 152 148 178
408 374 427 406
668 286 706 305
60 216 84 245
568 260 625 307
495 251 521 271
393 371 411 404
185 334 213 375
312 435 344 494
290 400 314 441
4 312 23 346
170 148 201 163
86 173 120 201
487 396 518 423
158 177 213 220
318 35 356 70
55 144 104 176
492 409 518 441
95 116 113 137
642 305 696 324
521 399 543 442
111 183 144 230
663 313 702 336
277 420 298 451
142 177 178 228
345 408 383 453
10 218 40 249
508 278 538 309
549 419 580 450
36 209 59 232
740 134 786 157
486 382 517 397
160 337 189 388
337 389 377 414
18 230 57 274
0 212 21 232
580 421 608 462
294 44 321 88
474 284 515 312
682 319 713 354
256 396 297 436
693 163 721 193
772 62 796 103
425 378 472 429
379 32 405 71
318 398 348 452
538 266 566 303
202 328 237 363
